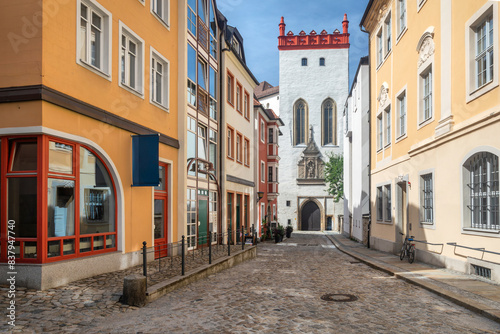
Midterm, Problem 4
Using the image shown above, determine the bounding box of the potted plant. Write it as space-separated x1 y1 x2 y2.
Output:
286 225 293 238
277 225 285 242
273 227 280 243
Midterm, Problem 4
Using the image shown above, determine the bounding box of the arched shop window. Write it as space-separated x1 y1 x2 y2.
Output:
0 135 117 263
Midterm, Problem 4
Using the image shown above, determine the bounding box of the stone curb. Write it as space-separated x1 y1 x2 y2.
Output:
324 234 500 325
146 246 257 304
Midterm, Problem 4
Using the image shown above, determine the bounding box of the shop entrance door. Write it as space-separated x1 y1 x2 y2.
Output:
198 197 208 246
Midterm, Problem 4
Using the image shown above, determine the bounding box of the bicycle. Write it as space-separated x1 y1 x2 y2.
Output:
399 232 416 263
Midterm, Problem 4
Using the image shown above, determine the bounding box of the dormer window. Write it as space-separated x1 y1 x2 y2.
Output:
301 58 308 66
232 37 240 55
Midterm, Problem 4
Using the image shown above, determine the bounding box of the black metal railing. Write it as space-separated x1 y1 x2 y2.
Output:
141 225 256 287
411 239 444 254
447 242 500 262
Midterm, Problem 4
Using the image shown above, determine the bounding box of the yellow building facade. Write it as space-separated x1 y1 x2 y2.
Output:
362 0 500 282
221 24 259 244
0 0 179 289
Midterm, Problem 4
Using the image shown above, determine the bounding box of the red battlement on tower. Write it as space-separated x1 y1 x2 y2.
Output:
278 15 350 50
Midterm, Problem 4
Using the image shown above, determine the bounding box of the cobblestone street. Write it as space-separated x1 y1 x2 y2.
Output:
84 233 499 333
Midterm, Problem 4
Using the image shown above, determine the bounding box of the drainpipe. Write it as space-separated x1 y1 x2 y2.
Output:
220 27 231 241
219 29 226 241
360 24 371 248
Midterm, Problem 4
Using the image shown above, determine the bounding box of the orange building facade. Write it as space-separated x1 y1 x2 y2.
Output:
0 0 179 289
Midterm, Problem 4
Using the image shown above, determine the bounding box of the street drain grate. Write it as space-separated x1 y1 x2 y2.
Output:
349 261 361 264
321 294 358 302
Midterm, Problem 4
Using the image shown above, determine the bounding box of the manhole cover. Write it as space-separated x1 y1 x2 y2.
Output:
321 293 358 302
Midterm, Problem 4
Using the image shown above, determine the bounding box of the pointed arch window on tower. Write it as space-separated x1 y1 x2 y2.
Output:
322 99 336 145
294 100 308 145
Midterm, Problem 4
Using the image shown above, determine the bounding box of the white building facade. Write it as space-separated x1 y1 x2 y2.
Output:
343 57 370 242
277 16 349 231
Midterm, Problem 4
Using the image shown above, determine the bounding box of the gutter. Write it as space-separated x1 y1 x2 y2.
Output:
360 24 371 248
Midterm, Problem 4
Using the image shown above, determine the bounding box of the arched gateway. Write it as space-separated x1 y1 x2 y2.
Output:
301 201 321 231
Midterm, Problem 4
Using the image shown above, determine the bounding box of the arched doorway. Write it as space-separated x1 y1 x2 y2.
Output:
301 201 321 231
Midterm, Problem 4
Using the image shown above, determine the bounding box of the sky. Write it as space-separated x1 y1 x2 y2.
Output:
218 0 370 89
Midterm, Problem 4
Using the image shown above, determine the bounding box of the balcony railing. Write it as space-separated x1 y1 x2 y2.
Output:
198 18 208 51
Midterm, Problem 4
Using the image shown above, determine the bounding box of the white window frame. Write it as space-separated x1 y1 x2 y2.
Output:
465 2 498 103
260 161 265 183
384 184 392 223
397 0 407 40
260 119 265 143
376 182 392 224
376 113 383 151
76 0 112 79
151 0 170 29
119 22 145 97
417 0 427 13
461 148 500 236
385 12 392 55
396 87 407 141
419 170 435 226
418 65 433 127
261 202 265 224
150 47 170 111
384 105 391 147
187 0 196 37
376 29 383 67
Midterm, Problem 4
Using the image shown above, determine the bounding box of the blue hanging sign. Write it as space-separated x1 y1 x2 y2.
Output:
132 134 159 186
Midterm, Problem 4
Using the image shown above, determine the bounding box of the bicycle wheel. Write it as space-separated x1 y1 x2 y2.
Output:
399 244 405 261
408 245 415 263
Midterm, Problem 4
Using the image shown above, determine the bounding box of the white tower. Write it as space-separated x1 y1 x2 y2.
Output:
277 15 349 231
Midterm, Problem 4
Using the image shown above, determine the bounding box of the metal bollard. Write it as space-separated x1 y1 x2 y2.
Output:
142 241 147 277
228 226 231 256
181 235 185 276
242 226 245 250
209 231 212 264
252 224 255 244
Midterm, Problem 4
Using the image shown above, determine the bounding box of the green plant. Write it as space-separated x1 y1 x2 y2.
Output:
325 153 344 202
286 225 293 233
277 225 285 237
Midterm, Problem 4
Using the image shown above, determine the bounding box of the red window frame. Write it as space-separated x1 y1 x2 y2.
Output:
244 137 250 167
0 135 118 264
244 90 250 120
236 82 242 114
236 132 243 164
227 126 234 160
227 70 234 106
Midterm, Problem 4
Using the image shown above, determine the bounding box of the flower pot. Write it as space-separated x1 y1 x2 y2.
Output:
274 234 280 243
286 231 292 238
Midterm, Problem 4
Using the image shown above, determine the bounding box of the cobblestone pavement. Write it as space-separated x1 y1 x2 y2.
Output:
83 233 499 333
0 245 243 333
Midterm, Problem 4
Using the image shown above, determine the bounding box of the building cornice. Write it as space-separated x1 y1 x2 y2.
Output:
226 174 255 187
0 85 179 149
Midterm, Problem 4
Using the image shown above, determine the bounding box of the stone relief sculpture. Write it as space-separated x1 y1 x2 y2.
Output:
418 36 435 68
297 126 325 184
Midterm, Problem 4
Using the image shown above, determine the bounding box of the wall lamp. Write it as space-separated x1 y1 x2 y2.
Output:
257 191 264 202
